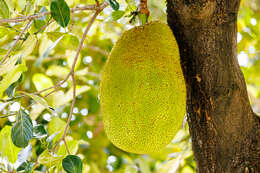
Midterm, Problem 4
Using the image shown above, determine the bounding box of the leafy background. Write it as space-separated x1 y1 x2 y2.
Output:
0 0 259 172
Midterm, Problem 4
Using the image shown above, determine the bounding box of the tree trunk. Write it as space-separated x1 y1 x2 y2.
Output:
166 0 260 172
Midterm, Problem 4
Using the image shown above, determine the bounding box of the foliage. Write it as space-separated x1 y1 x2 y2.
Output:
0 0 259 172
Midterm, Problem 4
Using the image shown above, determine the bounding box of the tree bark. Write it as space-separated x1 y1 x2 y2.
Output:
166 0 260 172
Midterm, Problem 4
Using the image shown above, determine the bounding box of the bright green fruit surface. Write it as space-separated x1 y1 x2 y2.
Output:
100 21 186 154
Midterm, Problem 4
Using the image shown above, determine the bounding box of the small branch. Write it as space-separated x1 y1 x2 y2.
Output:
43 74 71 97
85 45 109 56
0 95 24 103
52 8 105 154
34 20 54 34
0 113 16 119
0 2 107 24
63 138 71 154
0 20 32 65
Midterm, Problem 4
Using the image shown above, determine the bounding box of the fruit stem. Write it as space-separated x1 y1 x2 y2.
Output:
139 0 149 25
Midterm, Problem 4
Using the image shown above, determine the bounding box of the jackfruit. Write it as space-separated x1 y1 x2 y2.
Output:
100 21 186 154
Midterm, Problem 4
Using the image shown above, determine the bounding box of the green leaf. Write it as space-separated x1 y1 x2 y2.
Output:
57 139 79 156
5 74 23 97
19 91 53 112
61 34 79 50
16 162 34 172
15 144 32 168
112 10 125 21
66 50 81 70
38 150 63 167
21 34 37 57
46 31 64 41
0 0 9 18
0 59 27 98
50 0 70 28
62 155 82 173
33 124 48 139
32 73 54 96
34 35 64 66
125 165 137 173
47 117 66 143
108 0 120 11
0 26 9 38
11 109 33 148
0 126 21 163
54 85 90 107
0 55 19 76
137 158 151 173
46 65 70 78
138 13 148 25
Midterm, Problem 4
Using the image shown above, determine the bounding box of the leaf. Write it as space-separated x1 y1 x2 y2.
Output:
32 73 54 96
156 157 182 173
54 85 90 107
0 26 9 38
137 158 151 173
5 74 23 97
19 91 53 112
0 126 21 163
0 0 9 18
34 35 64 66
50 0 70 28
46 65 70 78
66 50 81 70
108 0 119 11
21 34 37 57
14 144 32 169
57 138 79 156
46 31 64 41
46 132 59 143
0 55 19 76
138 13 148 25
11 109 33 148
47 117 66 143
112 10 125 21
0 59 27 98
62 155 82 173
16 161 34 172
38 150 63 167
61 34 79 50
32 6 48 33
33 124 48 139
125 165 137 173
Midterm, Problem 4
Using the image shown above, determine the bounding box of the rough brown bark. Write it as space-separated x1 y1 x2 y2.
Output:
166 0 260 172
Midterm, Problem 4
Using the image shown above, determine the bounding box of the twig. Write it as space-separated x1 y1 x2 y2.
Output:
0 2 107 24
43 74 71 97
0 113 16 119
0 95 24 103
85 45 109 56
52 8 104 154
34 20 54 34
0 20 32 65
63 138 71 154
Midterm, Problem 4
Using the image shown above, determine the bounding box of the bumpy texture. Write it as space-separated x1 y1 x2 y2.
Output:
100 21 186 154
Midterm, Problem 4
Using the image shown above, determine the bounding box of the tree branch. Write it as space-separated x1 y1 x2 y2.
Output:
0 3 107 24
0 20 32 65
52 9 104 154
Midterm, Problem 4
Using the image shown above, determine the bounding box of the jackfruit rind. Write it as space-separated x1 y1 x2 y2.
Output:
100 21 186 154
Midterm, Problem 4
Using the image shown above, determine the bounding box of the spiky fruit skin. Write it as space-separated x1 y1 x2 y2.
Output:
100 21 186 154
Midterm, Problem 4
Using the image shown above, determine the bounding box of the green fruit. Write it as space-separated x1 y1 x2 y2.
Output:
100 21 186 154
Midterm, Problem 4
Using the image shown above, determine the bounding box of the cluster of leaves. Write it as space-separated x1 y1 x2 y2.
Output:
0 0 259 173
238 0 260 114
